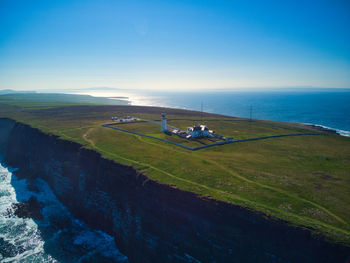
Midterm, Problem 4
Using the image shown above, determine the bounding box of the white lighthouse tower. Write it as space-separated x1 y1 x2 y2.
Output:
161 113 167 132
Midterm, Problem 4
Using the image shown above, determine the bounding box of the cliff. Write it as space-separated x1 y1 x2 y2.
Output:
0 118 349 263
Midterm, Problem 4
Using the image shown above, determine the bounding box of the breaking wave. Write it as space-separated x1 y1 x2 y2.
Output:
303 123 350 137
0 164 128 262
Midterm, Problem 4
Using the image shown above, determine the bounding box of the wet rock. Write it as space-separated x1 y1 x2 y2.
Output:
11 196 44 220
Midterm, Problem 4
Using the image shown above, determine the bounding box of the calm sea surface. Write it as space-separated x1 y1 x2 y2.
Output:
99 89 350 136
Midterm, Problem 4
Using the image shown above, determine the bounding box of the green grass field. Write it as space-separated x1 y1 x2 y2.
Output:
107 121 224 147
1 95 349 245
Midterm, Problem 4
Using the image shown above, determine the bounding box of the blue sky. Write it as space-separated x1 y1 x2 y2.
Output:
0 0 349 90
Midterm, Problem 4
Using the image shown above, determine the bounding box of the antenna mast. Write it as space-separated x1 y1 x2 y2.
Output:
201 101 203 123
249 105 253 122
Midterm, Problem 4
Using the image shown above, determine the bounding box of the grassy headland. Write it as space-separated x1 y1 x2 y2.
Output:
0 93 349 245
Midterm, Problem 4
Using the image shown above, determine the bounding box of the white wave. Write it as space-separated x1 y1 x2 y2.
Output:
333 128 350 137
303 123 350 137
0 165 53 262
0 164 128 263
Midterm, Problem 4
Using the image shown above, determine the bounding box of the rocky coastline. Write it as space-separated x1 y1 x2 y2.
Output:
0 118 349 263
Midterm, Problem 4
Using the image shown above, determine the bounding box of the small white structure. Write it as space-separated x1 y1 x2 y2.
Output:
187 124 210 138
161 113 167 132
111 116 139 122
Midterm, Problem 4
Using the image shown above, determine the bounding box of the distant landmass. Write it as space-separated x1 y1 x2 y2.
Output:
0 89 37 95
0 92 129 106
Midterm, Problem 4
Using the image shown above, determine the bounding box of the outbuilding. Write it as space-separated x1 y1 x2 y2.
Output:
187 124 210 138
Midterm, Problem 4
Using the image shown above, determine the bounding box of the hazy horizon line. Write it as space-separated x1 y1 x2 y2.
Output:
1 86 350 94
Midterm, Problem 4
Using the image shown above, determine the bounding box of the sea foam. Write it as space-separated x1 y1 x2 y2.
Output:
0 164 128 263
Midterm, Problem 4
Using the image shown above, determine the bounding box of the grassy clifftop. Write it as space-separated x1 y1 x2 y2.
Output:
0 96 349 246
0 93 128 109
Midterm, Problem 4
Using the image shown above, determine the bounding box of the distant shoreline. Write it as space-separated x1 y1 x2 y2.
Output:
103 91 350 138
303 123 350 137
107 94 350 138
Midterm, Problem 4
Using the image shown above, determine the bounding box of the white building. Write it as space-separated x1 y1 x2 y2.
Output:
161 113 167 132
187 124 210 138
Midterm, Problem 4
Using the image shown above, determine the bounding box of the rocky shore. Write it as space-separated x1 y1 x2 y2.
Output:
5 196 44 220
0 118 349 263
305 124 339 134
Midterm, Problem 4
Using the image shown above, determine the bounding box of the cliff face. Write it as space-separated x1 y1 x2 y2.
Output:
0 118 349 263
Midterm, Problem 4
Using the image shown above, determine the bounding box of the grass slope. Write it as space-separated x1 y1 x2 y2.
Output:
0 98 349 245
0 93 128 109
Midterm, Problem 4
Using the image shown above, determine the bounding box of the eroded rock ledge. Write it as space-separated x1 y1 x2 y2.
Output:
0 118 349 263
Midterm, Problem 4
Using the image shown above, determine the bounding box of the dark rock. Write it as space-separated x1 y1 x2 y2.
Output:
11 196 44 220
307 124 338 134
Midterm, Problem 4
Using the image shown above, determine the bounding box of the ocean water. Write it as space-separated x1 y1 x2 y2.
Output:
92 89 350 136
0 163 128 263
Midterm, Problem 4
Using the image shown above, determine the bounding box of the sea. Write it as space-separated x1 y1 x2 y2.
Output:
80 88 350 136
0 164 128 262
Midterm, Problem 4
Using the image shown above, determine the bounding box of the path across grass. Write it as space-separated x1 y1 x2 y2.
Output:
102 123 326 151
2 100 348 245
76 125 349 239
